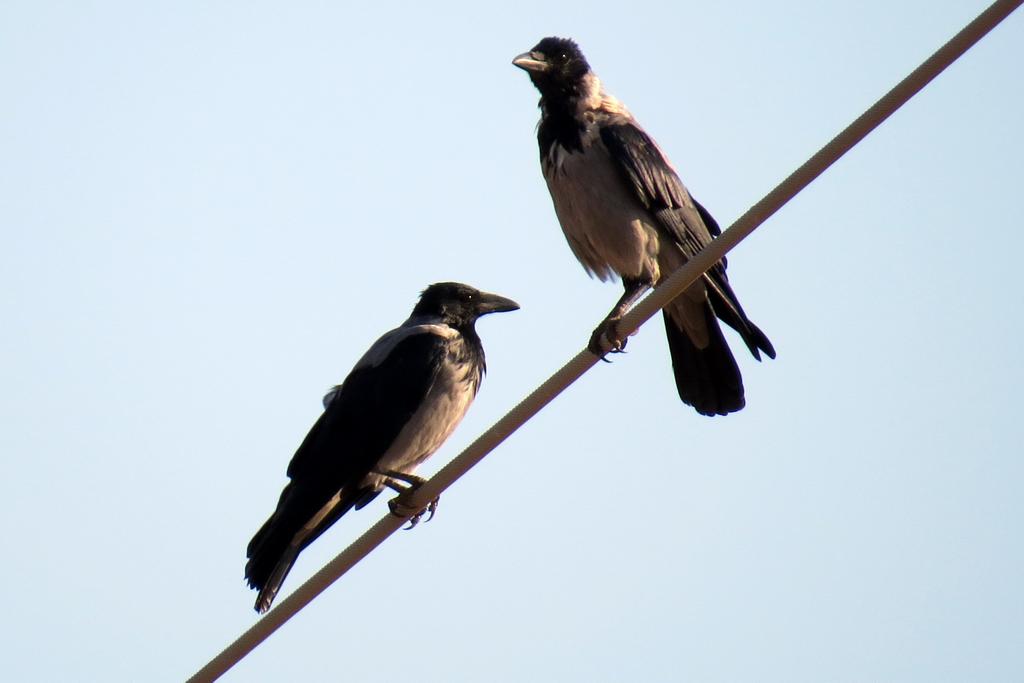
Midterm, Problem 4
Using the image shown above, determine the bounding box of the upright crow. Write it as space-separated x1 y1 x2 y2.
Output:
246 282 518 613
513 37 774 416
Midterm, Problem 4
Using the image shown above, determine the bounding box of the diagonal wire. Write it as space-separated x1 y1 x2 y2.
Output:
186 1 1023 680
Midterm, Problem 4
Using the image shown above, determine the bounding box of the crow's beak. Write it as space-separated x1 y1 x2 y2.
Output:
512 51 548 73
477 292 520 315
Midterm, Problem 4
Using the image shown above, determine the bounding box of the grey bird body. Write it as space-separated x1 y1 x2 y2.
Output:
514 37 774 415
352 320 481 485
544 117 662 283
540 84 717 349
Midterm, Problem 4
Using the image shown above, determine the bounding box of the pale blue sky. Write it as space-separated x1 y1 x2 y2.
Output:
2 1 1022 681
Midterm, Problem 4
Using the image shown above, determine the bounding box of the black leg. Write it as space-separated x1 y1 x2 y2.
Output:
377 470 440 529
588 278 652 357
375 469 427 489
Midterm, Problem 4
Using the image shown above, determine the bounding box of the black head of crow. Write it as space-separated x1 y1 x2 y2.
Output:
414 281 521 330
511 37 591 98
514 37 775 417
245 282 518 613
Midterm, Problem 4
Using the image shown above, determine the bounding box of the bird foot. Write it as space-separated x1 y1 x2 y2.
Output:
388 495 440 530
588 318 629 360
376 469 440 529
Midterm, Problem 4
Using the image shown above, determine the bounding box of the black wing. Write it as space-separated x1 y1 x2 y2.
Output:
245 329 450 610
601 122 773 358
599 122 718 262
286 330 450 484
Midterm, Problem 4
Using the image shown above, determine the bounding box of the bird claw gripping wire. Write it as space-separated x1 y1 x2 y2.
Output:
388 496 440 530
588 318 629 361
378 470 440 530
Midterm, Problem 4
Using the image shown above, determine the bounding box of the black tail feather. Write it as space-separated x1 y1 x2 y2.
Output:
701 273 776 361
662 305 745 416
245 482 362 614
252 546 299 614
245 491 305 614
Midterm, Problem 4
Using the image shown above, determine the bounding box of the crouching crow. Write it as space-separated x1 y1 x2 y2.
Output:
246 282 518 613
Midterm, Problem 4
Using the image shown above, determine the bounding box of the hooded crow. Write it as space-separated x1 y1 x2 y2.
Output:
245 282 518 613
513 37 774 416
